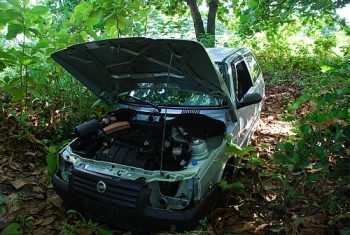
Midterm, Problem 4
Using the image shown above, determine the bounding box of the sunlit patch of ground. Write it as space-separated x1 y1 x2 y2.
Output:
258 118 294 137
251 83 300 158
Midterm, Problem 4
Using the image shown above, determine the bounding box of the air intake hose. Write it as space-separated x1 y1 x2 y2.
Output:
75 119 100 138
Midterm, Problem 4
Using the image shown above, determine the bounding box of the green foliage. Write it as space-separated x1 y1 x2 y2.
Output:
314 35 337 55
199 33 215 48
225 141 264 169
256 36 350 212
0 223 22 235
46 145 58 174
63 210 113 235
225 141 255 156
0 196 6 214
239 152 266 169
232 0 345 38
275 60 350 177
220 180 245 191
15 215 34 232
222 140 264 190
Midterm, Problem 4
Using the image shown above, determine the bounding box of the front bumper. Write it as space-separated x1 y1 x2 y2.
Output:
52 167 220 232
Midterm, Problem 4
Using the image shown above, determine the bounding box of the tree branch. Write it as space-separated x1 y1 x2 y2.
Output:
185 0 205 39
207 0 218 35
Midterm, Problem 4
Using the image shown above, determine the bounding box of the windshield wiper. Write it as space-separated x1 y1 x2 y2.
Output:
118 94 161 112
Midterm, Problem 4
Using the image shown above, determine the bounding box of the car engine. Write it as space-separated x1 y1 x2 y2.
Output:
70 109 225 171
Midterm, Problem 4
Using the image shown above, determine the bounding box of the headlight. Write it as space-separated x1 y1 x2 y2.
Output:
57 152 71 182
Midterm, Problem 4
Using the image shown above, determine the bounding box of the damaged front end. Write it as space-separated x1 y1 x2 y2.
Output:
53 110 228 231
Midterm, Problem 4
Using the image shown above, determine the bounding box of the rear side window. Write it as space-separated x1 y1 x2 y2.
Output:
244 52 261 83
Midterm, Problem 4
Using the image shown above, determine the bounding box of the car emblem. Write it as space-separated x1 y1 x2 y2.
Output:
96 181 106 193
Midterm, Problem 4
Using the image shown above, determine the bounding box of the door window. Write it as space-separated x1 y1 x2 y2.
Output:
244 52 261 83
232 60 253 101
216 62 232 95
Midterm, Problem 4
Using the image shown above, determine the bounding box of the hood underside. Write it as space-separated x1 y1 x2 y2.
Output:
51 37 230 104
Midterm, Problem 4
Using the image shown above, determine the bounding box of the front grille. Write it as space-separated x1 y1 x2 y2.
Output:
71 169 141 209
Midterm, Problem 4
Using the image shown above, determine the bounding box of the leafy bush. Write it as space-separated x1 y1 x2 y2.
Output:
275 58 350 177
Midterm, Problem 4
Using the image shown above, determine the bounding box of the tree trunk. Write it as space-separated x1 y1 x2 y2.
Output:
185 0 205 40
207 0 218 47
207 0 218 35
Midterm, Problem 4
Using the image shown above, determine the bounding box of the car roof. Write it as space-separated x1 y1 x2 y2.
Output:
206 47 247 62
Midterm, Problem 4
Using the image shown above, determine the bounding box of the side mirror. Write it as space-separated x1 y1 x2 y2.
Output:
237 93 263 109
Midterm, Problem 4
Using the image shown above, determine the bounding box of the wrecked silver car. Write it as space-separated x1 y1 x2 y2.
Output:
51 37 265 231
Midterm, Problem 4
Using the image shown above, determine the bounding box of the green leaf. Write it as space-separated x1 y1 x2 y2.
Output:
46 154 56 173
0 9 22 21
220 180 245 190
270 226 286 233
0 20 6 29
117 19 127 30
6 23 23 40
0 3 8 9
29 5 49 15
0 195 6 205
86 16 100 27
91 99 102 107
240 14 250 23
28 28 39 36
74 1 90 15
12 87 25 101
72 1 91 22
35 39 50 49
248 0 259 9
0 60 6 72
47 145 58 174
48 145 57 154
86 28 97 39
105 18 117 30
80 31 88 41
226 142 254 156
69 14 76 24
0 223 22 235
19 57 31 65
6 0 22 9
95 228 113 235
109 25 118 37
320 65 332 73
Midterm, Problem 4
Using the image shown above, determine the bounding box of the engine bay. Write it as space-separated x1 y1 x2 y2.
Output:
70 109 226 171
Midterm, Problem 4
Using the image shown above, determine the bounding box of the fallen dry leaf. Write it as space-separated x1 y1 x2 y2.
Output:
10 179 28 189
226 222 256 233
255 223 269 231
33 218 45 225
0 175 10 183
41 216 55 226
76 227 96 235
300 228 323 235
31 167 45 175
47 194 63 209
8 160 21 171
32 186 44 193
22 199 46 214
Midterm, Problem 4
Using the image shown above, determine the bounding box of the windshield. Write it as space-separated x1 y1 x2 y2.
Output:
118 89 225 107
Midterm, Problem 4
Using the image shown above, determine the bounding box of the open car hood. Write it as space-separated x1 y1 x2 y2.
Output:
51 37 230 104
